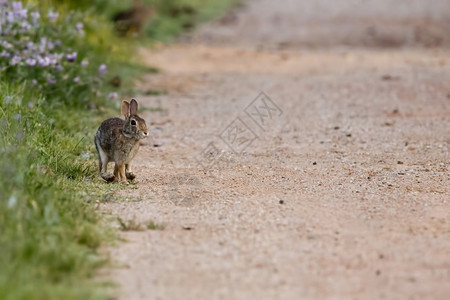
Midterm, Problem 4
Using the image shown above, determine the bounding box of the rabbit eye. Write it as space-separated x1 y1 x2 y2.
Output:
131 120 137 126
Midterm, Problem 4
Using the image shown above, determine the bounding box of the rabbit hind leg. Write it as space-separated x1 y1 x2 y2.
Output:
96 141 115 182
114 164 119 181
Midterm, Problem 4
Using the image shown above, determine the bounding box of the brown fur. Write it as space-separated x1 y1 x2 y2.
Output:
94 99 148 184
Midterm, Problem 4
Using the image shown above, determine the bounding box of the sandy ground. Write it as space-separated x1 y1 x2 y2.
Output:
100 0 450 299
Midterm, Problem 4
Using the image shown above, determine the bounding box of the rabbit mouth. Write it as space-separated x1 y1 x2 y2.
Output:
123 129 148 140
123 132 135 139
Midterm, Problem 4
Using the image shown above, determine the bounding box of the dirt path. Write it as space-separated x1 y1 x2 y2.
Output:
101 1 450 299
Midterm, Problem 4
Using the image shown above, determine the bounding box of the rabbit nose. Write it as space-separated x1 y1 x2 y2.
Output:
143 132 148 136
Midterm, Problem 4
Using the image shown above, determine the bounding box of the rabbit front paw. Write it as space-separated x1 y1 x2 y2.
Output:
126 172 136 180
101 172 116 182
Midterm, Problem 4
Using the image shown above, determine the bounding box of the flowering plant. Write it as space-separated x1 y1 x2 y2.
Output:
0 1 112 105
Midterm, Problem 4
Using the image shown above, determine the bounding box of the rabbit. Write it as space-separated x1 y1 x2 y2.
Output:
94 99 148 184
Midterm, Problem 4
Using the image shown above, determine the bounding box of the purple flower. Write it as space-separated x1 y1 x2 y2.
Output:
14 114 21 120
12 2 22 11
26 58 36 66
76 23 83 32
38 56 51 67
48 11 58 21
47 78 56 85
66 52 77 62
28 101 33 108
6 11 15 22
81 59 89 67
47 54 58 65
2 41 12 49
11 56 21 65
21 21 31 31
73 76 80 83
31 11 40 21
31 79 38 85
98 64 107 75
16 9 27 19
39 37 47 52
108 92 118 99
38 56 50 67
1 51 10 58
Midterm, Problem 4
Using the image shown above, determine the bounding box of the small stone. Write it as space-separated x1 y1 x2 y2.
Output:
313 162 317 165
397 161 404 164
279 200 284 204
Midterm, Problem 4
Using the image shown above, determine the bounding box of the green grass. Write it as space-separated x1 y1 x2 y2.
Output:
145 0 240 42
0 3 131 298
116 217 166 231
146 220 166 230
0 84 112 300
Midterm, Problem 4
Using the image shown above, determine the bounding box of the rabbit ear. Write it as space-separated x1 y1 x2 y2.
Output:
130 99 138 115
121 100 130 118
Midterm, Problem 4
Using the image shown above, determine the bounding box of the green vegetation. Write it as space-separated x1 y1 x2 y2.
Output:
146 220 166 230
0 0 235 299
145 0 240 42
116 217 165 231
54 0 239 41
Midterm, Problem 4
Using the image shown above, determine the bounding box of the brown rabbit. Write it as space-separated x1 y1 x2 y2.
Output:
95 99 148 184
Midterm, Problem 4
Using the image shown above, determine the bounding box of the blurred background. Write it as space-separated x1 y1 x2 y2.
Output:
188 0 450 49
50 0 450 48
